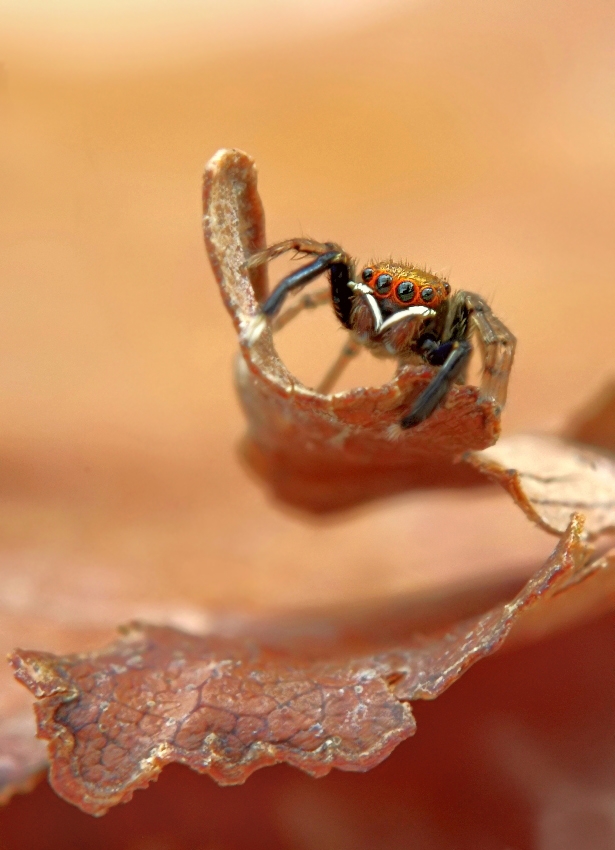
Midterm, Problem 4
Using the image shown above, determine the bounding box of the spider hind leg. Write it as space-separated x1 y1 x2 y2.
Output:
463 292 516 409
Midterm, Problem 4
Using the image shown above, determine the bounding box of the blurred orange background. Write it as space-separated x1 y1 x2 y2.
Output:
2 0 615 844
1 0 615 660
0 0 614 636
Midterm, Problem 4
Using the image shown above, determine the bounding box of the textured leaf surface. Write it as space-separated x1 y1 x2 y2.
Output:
10 516 598 815
4 610 615 850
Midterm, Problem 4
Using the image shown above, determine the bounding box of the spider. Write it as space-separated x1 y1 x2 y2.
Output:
245 238 515 429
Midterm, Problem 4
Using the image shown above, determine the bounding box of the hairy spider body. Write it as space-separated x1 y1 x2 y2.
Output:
246 238 515 429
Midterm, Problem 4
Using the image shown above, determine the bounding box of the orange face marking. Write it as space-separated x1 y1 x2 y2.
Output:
361 264 449 311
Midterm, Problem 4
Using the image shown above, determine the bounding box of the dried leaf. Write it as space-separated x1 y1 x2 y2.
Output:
203 149 504 513
4 608 615 848
467 434 615 538
10 515 599 816
504 548 615 646
0 459 562 805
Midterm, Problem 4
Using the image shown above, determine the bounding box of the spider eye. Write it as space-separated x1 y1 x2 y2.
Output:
375 273 393 295
443 282 451 294
421 286 435 303
362 268 374 282
395 280 415 302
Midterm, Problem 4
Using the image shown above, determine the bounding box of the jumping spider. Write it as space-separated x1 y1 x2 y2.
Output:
246 238 515 429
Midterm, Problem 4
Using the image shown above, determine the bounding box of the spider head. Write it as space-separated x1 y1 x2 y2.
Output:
348 263 451 355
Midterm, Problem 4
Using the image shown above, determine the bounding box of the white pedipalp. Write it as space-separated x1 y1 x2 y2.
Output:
348 281 384 332
378 305 436 332
364 294 383 332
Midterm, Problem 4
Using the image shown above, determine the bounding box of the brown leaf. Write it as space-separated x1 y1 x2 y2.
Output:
203 149 504 513
3 610 615 849
0 454 562 804
467 434 615 538
10 515 599 816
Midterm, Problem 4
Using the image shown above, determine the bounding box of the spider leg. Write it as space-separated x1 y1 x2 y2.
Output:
401 339 472 428
317 338 361 394
244 238 354 344
246 238 339 270
259 250 345 318
462 291 516 409
271 288 331 333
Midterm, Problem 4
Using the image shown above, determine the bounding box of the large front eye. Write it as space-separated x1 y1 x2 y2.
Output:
375 273 393 295
396 280 415 302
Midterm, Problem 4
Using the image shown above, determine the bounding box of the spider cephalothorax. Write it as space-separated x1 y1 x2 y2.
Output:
348 263 451 359
245 238 515 429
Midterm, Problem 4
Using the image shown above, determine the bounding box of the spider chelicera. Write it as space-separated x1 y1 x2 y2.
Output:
245 238 515 429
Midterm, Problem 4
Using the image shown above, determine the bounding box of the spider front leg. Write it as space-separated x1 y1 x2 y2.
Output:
401 338 472 429
246 237 338 270
244 238 354 344
400 290 516 428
